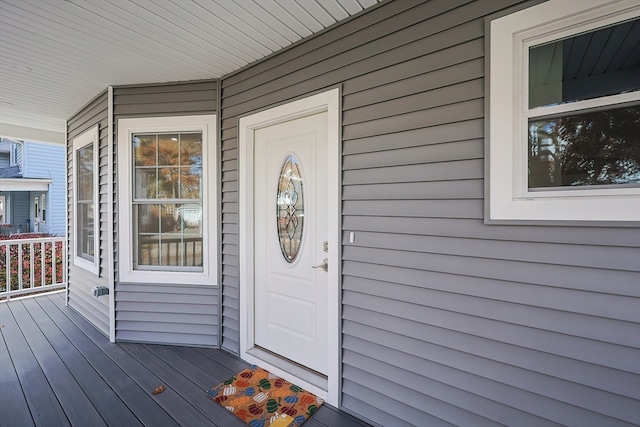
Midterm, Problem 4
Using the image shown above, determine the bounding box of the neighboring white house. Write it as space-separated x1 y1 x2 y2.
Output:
0 137 65 236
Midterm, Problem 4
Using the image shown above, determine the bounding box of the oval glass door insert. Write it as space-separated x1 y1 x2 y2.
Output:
276 155 304 263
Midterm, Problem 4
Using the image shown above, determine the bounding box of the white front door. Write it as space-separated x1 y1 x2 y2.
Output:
253 112 328 375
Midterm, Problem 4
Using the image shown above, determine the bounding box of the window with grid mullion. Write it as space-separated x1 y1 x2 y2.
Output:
132 131 203 271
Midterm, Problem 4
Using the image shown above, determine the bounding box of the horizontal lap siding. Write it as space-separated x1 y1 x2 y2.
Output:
113 80 219 347
115 283 218 347
22 142 66 236
66 91 110 336
219 0 640 425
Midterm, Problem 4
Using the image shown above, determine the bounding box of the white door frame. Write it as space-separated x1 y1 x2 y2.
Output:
239 88 341 406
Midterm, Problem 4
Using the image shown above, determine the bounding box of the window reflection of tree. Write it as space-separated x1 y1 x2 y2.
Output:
529 106 640 188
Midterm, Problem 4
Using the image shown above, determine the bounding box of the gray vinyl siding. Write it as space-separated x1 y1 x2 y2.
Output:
115 283 218 347
66 90 110 336
113 80 219 347
219 0 640 426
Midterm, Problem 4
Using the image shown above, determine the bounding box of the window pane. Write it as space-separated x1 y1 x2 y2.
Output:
180 166 201 198
138 234 160 266
180 133 202 166
137 204 160 233
529 18 640 108
175 203 202 232
134 169 157 199
528 105 640 188
157 167 180 198
134 135 157 166
157 134 179 166
77 145 93 201
77 202 94 261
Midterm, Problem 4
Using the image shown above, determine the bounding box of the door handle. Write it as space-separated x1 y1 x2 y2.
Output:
312 258 328 272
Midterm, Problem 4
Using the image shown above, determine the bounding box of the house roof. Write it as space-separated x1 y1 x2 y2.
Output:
0 165 21 178
0 0 382 142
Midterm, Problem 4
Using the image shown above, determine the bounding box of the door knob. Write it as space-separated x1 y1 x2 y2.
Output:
312 258 328 272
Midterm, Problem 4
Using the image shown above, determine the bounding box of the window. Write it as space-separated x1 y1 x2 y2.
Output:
41 194 46 222
487 0 640 222
72 126 99 273
0 195 6 224
117 115 217 285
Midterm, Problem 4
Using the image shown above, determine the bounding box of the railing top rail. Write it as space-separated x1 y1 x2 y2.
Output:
0 236 65 245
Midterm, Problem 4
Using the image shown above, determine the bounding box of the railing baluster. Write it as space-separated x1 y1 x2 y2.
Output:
41 241 45 287
18 243 23 290
52 242 57 285
3 242 9 294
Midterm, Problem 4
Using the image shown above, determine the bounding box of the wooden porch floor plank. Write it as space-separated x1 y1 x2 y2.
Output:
144 343 256 425
0 300 70 427
38 294 177 427
47 295 215 427
171 345 243 380
0 323 34 427
25 297 142 427
310 404 375 427
143 343 226 389
4 292 371 427
143 344 249 425
121 342 246 426
8 299 107 426
197 345 254 373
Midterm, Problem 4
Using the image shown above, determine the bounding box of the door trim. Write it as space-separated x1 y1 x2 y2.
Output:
239 88 340 406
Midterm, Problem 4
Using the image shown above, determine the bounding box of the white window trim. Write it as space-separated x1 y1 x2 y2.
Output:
487 0 640 223
72 125 99 274
117 115 217 286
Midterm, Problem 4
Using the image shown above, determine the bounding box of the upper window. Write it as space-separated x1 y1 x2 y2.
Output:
488 0 640 222
117 115 217 285
72 126 99 273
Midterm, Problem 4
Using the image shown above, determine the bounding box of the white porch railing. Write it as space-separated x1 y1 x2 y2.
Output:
0 236 66 301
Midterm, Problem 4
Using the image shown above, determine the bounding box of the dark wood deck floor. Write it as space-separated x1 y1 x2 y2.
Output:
0 292 370 427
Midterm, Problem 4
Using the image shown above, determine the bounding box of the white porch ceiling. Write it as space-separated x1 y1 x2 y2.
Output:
0 0 381 139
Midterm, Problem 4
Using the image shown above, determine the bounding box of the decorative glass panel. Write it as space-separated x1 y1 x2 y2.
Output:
277 155 304 263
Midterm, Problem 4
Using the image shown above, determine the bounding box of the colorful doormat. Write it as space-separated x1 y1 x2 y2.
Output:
207 366 324 427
